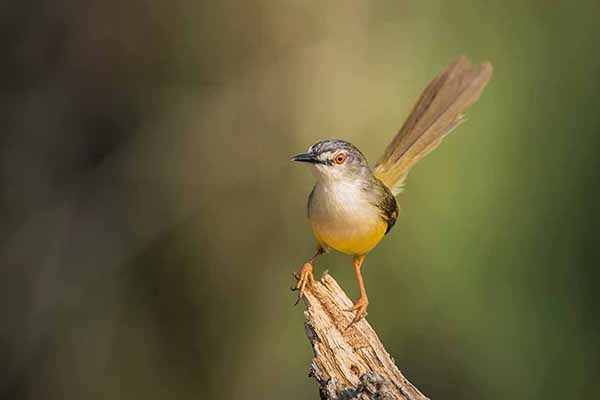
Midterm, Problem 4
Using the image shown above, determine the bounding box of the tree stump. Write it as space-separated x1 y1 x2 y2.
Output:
299 273 430 400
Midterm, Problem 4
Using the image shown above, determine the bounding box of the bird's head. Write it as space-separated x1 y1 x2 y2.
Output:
291 139 371 182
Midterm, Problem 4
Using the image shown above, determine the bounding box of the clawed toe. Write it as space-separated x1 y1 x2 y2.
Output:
293 262 314 305
345 297 369 326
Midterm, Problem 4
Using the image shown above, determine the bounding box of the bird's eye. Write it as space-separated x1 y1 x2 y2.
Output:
334 153 347 165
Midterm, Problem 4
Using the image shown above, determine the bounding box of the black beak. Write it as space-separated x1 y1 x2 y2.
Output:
291 152 320 164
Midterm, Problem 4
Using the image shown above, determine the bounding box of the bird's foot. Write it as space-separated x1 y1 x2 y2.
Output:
292 262 315 305
346 296 369 326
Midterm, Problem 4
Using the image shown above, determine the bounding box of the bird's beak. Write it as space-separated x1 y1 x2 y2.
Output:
291 152 319 164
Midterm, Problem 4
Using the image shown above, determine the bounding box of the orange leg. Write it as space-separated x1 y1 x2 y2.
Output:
347 255 369 324
293 248 323 305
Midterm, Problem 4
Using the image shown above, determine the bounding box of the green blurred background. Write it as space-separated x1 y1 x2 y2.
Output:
1 1 599 399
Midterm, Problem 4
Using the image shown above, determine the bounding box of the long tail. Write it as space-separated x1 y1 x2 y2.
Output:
373 55 493 195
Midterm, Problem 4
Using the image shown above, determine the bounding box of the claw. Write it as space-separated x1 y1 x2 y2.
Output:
345 296 369 328
293 262 314 305
290 272 300 291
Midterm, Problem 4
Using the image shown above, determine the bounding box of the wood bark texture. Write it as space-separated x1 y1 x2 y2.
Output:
300 273 430 400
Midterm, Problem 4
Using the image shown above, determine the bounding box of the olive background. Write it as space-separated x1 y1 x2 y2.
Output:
1 1 599 399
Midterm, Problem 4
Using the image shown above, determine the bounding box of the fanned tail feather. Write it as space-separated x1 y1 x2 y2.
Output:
373 56 493 195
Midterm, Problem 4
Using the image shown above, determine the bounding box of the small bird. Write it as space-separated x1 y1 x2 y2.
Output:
292 56 493 323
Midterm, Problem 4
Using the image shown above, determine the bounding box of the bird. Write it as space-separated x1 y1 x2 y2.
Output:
291 56 493 323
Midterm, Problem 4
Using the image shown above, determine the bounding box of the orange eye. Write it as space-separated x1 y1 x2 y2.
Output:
334 153 347 164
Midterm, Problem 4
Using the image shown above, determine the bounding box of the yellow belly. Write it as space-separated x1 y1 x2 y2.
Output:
311 218 387 256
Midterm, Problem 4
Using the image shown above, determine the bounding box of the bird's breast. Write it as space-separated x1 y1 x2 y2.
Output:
308 181 387 255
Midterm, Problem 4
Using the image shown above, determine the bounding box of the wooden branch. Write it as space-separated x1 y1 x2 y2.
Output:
299 272 430 400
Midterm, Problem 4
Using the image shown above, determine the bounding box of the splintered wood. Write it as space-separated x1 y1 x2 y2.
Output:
300 273 430 400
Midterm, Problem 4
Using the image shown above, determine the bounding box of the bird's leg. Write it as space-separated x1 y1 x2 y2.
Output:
292 247 323 305
347 255 369 324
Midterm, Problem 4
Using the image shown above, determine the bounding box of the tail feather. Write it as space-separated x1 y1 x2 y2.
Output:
373 56 493 195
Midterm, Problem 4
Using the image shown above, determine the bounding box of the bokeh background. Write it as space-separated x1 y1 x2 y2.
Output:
2 1 599 399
